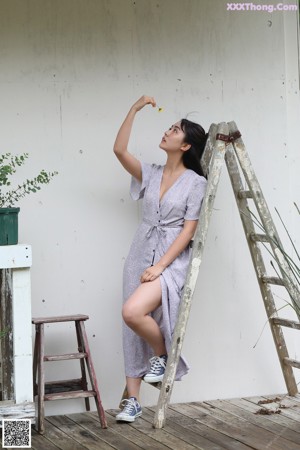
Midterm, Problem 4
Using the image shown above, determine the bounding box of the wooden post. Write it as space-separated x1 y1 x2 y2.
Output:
0 269 14 401
0 245 35 421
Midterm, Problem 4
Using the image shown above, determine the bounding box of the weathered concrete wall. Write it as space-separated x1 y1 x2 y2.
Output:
0 0 299 414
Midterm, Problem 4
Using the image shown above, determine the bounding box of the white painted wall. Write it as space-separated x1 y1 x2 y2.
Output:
0 0 299 415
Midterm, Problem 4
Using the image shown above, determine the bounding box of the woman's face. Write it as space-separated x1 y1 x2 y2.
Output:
159 121 187 152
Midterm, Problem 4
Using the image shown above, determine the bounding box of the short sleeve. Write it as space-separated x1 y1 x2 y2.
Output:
184 176 207 220
130 162 153 200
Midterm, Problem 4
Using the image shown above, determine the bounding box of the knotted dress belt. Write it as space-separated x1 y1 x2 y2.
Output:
143 219 193 248
144 219 183 239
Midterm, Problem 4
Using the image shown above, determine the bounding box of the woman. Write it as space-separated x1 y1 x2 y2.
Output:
113 96 207 422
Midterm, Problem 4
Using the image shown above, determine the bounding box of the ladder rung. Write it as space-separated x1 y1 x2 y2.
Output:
250 233 269 243
284 358 300 370
44 390 96 401
45 378 82 386
272 317 300 330
261 276 285 286
238 190 252 199
44 352 87 362
147 381 162 390
37 379 84 395
44 379 84 394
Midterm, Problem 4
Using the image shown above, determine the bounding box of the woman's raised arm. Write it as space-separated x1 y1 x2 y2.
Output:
113 96 156 181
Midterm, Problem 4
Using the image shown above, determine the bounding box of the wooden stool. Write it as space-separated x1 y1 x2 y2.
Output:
32 314 107 433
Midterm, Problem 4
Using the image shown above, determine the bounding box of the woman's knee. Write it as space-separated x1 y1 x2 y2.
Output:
122 302 140 327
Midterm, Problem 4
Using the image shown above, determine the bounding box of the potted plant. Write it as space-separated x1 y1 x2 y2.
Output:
0 153 58 245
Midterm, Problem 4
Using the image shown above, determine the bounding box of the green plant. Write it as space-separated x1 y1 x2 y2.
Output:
0 153 58 207
0 328 8 340
246 203 300 316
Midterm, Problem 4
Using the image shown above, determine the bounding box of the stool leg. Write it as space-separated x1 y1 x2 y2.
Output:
75 320 90 411
78 321 107 428
37 324 45 434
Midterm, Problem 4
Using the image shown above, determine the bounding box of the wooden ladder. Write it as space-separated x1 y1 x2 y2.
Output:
153 121 300 428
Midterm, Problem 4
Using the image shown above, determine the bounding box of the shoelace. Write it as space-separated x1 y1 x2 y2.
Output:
120 398 138 414
148 356 167 374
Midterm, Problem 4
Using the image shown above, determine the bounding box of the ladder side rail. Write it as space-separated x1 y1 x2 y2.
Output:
153 122 229 429
228 121 300 317
200 123 218 177
225 145 298 396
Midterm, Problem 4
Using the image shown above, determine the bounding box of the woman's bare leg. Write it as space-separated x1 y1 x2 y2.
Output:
126 376 142 401
122 278 166 356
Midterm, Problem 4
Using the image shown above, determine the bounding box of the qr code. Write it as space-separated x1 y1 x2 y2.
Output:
2 419 31 448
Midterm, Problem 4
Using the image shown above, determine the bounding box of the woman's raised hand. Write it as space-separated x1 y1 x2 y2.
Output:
113 95 157 181
132 95 157 112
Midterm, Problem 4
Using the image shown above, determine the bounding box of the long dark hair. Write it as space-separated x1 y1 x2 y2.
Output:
180 119 208 177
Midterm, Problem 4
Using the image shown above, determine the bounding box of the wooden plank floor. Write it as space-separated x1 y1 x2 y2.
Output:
22 394 300 449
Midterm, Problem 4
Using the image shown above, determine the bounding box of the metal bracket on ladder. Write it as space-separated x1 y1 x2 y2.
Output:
151 120 300 429
216 130 242 144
